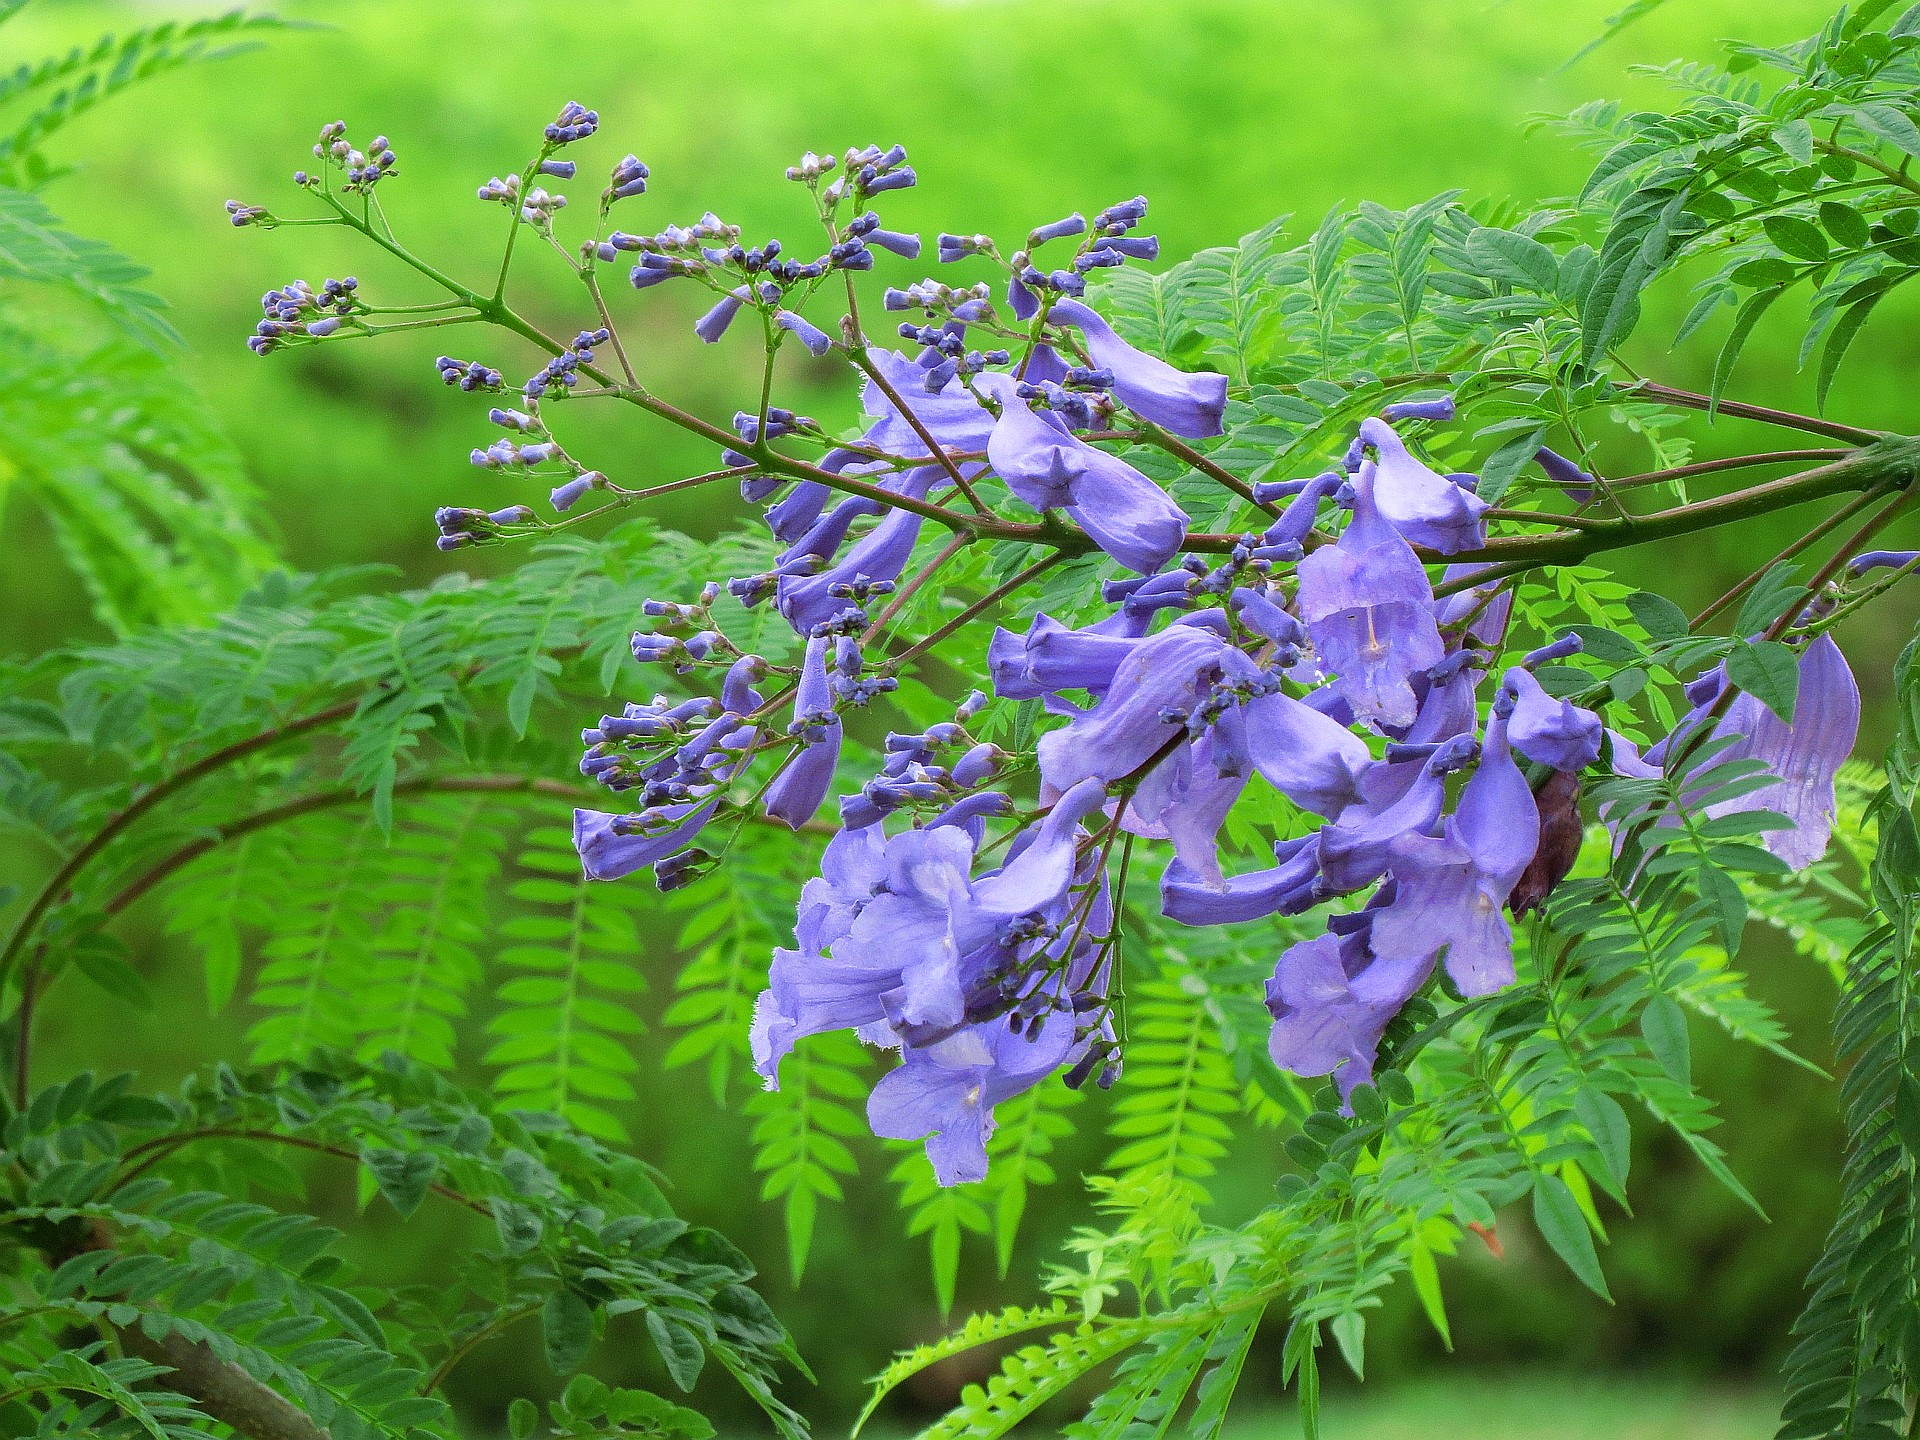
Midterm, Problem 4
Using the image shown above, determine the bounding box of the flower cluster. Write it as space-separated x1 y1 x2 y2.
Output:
248 276 361 354
237 107 1869 1187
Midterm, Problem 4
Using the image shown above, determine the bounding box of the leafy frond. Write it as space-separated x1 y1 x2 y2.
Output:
486 824 651 1142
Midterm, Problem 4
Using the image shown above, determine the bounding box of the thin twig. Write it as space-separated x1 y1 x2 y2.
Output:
1630 379 1881 446
886 553 1069 672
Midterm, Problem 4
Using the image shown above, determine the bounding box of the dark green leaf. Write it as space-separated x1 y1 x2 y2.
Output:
1726 638 1800 723
1817 288 1889 412
1465 226 1559 292
647 1310 707 1391
1763 215 1829 261
362 1147 438 1219
1574 1087 1632 1186
1711 287 1784 402
543 1288 596 1375
1642 994 1692 1085
1625 590 1690 641
1531 1173 1612 1300
1818 200 1872 250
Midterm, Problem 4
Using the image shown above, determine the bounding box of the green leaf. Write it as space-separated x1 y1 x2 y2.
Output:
1330 1310 1366 1379
1464 226 1559 292
1818 200 1872 250
1407 1240 1453 1350
1711 287 1784 402
1773 119 1815 165
1732 564 1807 639
362 1147 438 1219
507 666 539 737
543 1288 596 1375
1642 994 1692 1085
508 1397 539 1440
647 1310 707 1391
1531 1173 1612 1300
1897 1073 1920 1154
0 186 176 348
1574 1088 1632 1187
1817 287 1888 412
1625 589 1689 641
491 1197 544 1255
1698 864 1750 956
1762 215 1829 262
1849 102 1920 158
1726 638 1800 723
73 948 153 1009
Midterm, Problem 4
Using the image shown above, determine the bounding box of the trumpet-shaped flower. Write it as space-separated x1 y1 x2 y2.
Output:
1045 298 1228 438
1295 461 1444 729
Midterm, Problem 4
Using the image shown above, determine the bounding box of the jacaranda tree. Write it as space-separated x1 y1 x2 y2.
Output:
7 2 1920 1436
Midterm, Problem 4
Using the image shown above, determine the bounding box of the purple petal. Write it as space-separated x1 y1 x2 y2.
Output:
1046 298 1229 438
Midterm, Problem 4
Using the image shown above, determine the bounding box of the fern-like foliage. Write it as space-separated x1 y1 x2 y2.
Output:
487 824 652 1141
0 1055 808 1439
1777 626 1920 1439
0 7 291 636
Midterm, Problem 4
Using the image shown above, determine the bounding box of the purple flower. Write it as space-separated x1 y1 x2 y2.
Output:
867 1009 1080 1184
982 383 1086 510
1030 213 1087 245
1358 417 1487 554
1008 271 1040 321
1706 632 1859 870
803 779 1108 1047
1294 462 1445 730
988 611 1147 702
1239 688 1375 818
1315 756 1448 893
1379 396 1456 424
1437 563 1513 651
858 347 997 463
695 287 749 343
1851 550 1920 574
977 377 1189 575
1370 706 1540 993
576 765 742 881
1162 833 1323 924
775 310 835 356
764 633 842 828
1122 733 1246 888
1061 445 1190 576
775 470 939 634
1265 916 1426 1100
1534 446 1595 503
1502 667 1602 773
1037 625 1251 793
1045 298 1229 438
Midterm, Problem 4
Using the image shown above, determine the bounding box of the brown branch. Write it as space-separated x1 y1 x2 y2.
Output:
1628 379 1881 446
115 1325 330 1440
102 774 585 919
115 1127 490 1215
48 1216 332 1440
0 700 360 999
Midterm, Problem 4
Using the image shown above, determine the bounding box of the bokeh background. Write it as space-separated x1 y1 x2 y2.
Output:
7 1 1918 1435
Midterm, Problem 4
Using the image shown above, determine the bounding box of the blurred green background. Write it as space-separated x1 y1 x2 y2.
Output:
7 0 1916 1433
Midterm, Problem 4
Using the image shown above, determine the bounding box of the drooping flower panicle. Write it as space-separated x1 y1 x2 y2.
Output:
237 107 1883 1185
